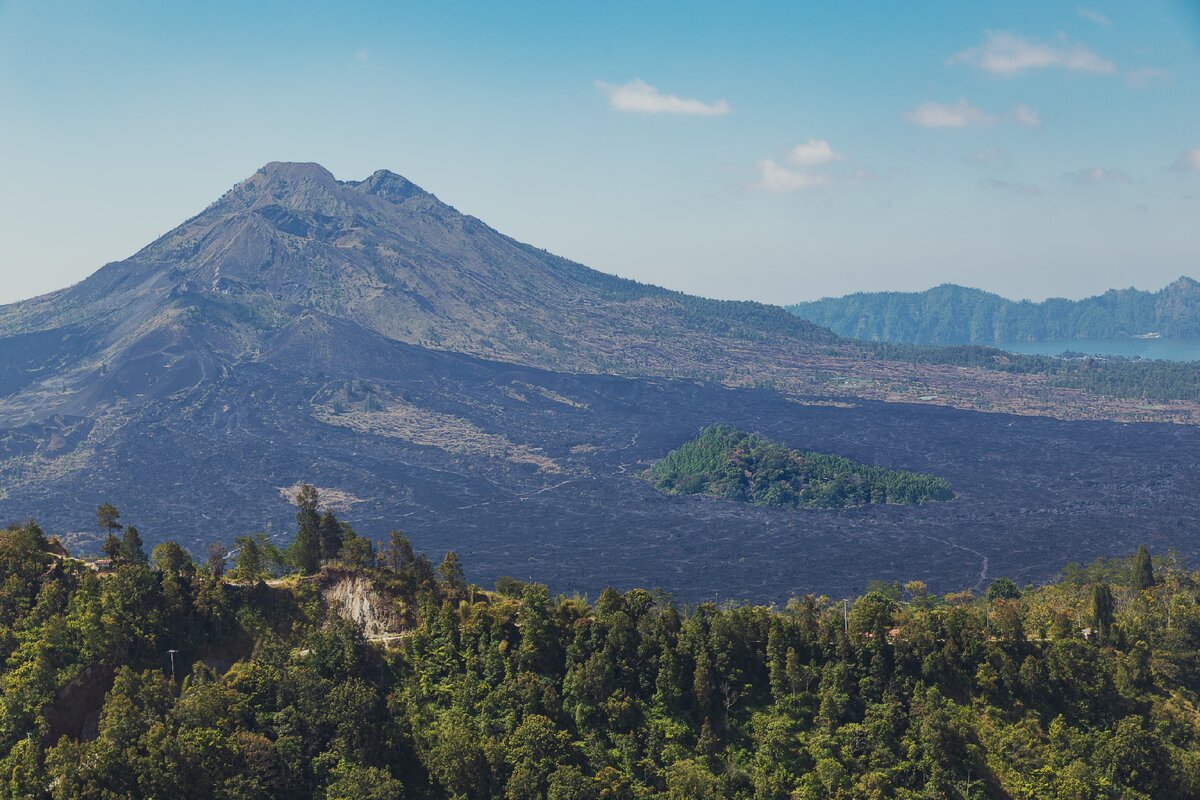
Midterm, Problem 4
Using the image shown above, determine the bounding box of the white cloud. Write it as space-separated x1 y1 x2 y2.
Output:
787 139 844 166
596 79 731 116
905 100 1040 130
1077 7 1112 27
979 178 1043 196
904 99 996 129
1126 67 1168 88
1172 147 1200 173
950 31 1115 76
1062 167 1132 184
752 160 830 193
1011 104 1040 128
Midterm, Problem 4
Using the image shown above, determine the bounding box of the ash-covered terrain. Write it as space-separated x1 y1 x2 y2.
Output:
3 313 1198 602
2 162 1198 602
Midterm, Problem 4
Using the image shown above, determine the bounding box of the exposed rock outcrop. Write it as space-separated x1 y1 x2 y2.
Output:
318 569 405 638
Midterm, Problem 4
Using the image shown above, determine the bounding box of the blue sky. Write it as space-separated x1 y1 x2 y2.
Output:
1 1 1198 305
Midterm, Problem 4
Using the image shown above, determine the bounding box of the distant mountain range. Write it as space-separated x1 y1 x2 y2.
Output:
788 277 1200 345
2 162 1200 599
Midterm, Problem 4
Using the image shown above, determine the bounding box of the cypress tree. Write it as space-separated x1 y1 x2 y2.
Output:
1132 545 1155 591
1092 583 1115 641
292 485 323 575
693 650 715 716
318 512 343 561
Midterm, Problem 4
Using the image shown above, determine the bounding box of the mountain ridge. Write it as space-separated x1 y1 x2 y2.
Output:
788 276 1200 345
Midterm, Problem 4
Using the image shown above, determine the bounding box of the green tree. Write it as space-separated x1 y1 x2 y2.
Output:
986 577 1021 601
151 541 191 575
1132 544 1155 591
121 526 148 565
1091 583 1115 641
339 537 374 570
232 534 275 582
97 503 121 537
665 758 722 800
1098 716 1169 796
503 715 569 800
425 708 492 799
102 532 123 564
205 542 227 576
292 485 323 575
386 530 415 573
318 512 344 562
438 551 466 592
318 759 405 800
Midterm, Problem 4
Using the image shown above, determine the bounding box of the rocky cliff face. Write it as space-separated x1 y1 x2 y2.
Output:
318 569 405 639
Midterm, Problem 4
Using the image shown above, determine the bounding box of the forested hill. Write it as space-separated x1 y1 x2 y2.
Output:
788 276 1200 344
3 500 1199 798
648 425 952 508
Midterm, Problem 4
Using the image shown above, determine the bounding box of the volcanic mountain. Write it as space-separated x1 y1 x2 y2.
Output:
0 161 834 408
2 162 1199 600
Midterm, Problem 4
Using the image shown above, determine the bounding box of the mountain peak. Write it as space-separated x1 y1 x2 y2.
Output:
355 169 430 203
255 161 337 181
209 161 346 215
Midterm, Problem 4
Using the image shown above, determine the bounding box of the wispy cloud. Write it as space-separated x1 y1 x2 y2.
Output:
1011 104 1040 128
1172 147 1200 173
979 178 1043 196
786 139 844 166
964 148 1011 166
354 48 370 62
951 31 1115 76
752 160 830 193
751 139 850 193
596 79 730 116
1076 7 1112 27
904 100 996 129
1062 166 1131 185
1126 67 1168 88
904 100 1038 129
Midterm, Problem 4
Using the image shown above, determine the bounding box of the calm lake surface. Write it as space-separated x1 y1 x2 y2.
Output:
1002 337 1200 362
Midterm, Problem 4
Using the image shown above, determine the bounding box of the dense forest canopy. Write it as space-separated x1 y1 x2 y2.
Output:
1 495 1198 799
648 425 953 509
788 278 1200 345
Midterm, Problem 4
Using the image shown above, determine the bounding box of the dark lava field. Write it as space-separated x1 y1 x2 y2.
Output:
4 320 1198 603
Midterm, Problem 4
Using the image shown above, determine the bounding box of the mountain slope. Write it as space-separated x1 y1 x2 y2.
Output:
788 278 1200 345
0 161 833 401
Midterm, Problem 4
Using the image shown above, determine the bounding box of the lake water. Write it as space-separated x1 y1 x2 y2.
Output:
1001 337 1200 362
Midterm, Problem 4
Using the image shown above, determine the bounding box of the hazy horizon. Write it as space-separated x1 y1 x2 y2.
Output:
2 1 1198 306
